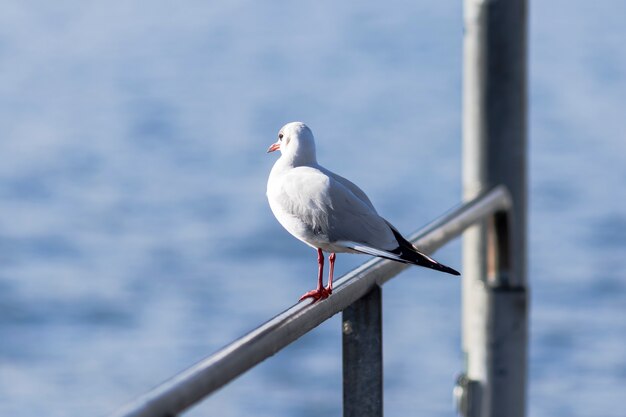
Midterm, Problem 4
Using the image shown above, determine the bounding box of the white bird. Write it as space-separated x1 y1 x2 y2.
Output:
266 122 460 302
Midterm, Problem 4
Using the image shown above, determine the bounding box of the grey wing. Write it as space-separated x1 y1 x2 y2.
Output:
324 176 398 251
318 166 377 212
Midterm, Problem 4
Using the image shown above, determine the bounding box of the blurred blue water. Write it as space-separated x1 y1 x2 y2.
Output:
1 1 625 416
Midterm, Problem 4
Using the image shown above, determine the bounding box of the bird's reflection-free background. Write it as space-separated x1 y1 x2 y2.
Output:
1 1 625 416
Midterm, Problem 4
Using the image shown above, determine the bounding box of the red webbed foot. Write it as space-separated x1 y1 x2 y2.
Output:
298 286 332 302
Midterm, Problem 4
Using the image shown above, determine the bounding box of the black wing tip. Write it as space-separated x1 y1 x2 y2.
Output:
386 224 461 276
445 266 461 276
430 261 461 276
397 246 461 276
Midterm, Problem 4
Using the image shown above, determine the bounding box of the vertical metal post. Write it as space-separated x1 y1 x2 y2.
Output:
342 285 383 417
460 0 529 416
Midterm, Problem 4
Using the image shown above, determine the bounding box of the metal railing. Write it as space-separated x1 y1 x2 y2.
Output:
109 186 512 417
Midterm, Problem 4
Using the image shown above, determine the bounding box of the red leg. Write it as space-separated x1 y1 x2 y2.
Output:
299 248 331 302
325 253 336 294
316 248 324 291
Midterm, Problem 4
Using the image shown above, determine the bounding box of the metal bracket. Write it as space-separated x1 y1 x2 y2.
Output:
454 373 481 417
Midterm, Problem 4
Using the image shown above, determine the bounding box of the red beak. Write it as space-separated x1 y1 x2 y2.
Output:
267 142 280 153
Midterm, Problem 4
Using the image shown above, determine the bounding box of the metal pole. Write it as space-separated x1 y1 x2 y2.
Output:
460 0 529 415
342 285 383 417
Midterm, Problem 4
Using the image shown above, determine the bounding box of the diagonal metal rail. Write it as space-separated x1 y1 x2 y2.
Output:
109 186 511 417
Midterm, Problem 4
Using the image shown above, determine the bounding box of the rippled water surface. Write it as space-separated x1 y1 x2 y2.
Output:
1 1 625 416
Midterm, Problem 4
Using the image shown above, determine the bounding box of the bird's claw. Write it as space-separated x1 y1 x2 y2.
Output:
299 286 332 303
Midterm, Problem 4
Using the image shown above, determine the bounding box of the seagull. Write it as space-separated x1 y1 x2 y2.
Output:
266 122 460 302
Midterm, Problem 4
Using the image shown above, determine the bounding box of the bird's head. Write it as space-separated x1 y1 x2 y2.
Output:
267 122 317 165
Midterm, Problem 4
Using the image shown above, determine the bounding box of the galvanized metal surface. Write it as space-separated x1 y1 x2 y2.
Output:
462 0 529 415
109 186 511 417
342 285 383 417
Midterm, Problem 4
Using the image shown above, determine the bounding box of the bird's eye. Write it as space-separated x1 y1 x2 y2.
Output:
278 133 284 141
